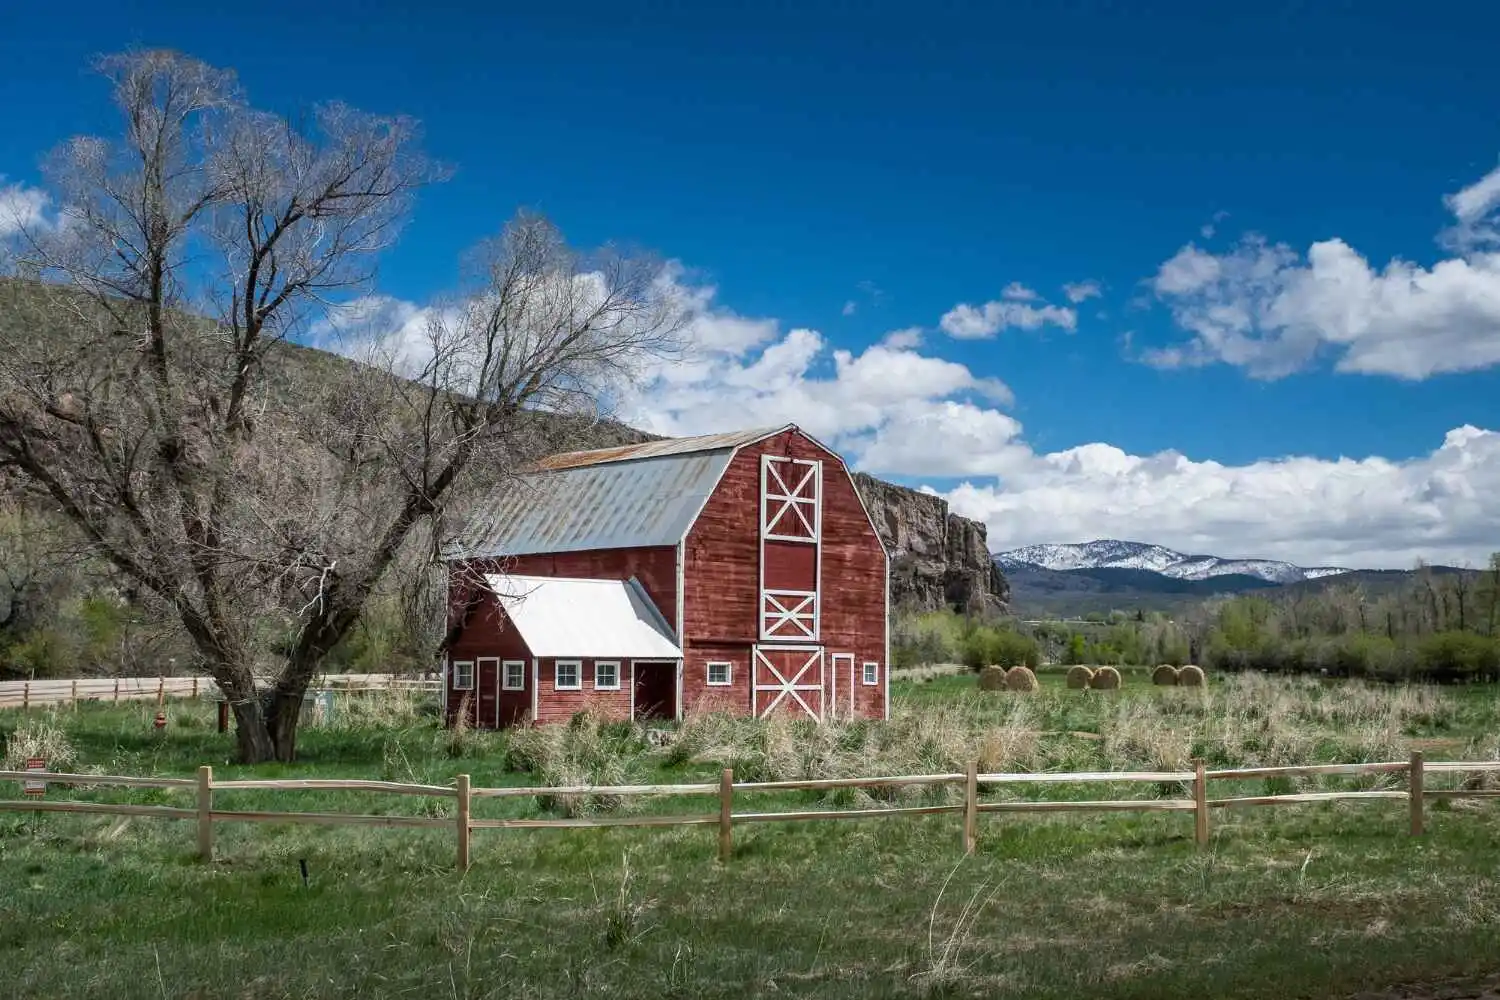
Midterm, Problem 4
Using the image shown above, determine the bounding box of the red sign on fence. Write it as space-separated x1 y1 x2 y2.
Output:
23 757 46 796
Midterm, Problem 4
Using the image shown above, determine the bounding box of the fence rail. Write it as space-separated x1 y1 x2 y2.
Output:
7 751 1500 871
0 673 439 710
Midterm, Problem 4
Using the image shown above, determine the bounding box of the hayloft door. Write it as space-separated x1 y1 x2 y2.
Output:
759 456 822 642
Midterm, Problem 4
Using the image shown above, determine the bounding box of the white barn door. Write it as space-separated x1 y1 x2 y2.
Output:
752 645 824 721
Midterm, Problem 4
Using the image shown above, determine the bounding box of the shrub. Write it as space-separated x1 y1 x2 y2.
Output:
1089 666 1122 690
960 626 1041 671
1065 665 1094 689
1003 666 1039 692
1151 665 1179 686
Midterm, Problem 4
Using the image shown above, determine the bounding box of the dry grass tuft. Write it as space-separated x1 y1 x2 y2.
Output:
1177 665 1206 688
3 714 78 772
507 711 634 815
1089 666 1122 690
1065 666 1095 689
1151 665 1180 686
977 667 1007 692
1003 666 1039 692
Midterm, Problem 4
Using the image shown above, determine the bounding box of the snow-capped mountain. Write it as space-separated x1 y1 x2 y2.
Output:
992 539 1350 585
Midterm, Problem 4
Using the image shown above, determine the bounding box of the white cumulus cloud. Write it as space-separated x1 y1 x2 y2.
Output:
939 299 1077 339
306 255 1500 571
1149 160 1500 380
942 425 1500 570
1002 281 1038 301
1062 280 1102 304
0 177 52 243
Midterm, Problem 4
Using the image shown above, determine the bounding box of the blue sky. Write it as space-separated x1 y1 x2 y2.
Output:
4 1 1500 568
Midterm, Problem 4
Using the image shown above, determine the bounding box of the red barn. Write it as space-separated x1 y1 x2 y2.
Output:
440 424 890 726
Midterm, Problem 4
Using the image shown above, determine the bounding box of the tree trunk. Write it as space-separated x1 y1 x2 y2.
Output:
265 689 305 763
230 698 278 763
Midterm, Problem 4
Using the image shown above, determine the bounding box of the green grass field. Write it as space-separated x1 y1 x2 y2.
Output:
4 670 1500 999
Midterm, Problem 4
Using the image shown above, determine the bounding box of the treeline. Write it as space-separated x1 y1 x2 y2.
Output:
892 554 1500 685
0 503 438 680
1198 558 1500 683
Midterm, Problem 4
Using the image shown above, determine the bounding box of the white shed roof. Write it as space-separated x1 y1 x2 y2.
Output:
484 573 682 660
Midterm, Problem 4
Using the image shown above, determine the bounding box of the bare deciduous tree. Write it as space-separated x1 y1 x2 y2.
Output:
0 49 686 761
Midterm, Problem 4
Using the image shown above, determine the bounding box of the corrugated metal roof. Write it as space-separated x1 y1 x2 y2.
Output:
486 573 681 659
529 425 787 472
447 448 733 558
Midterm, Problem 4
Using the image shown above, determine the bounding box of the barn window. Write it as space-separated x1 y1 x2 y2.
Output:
706 661 732 686
594 660 621 690
452 660 475 690
862 661 879 686
554 660 582 690
502 660 526 691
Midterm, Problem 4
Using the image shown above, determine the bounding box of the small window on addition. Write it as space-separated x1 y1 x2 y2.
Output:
555 660 582 690
595 660 621 690
862 661 879 686
706 661 732 686
453 660 475 690
502 660 526 691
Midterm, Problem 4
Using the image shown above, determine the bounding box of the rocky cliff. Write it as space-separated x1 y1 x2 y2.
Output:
851 472 1010 615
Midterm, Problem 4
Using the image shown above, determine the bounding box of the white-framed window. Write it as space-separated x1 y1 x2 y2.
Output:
706 661 732 686
452 660 475 690
862 661 879 686
594 660 621 690
554 660 582 690
502 660 526 691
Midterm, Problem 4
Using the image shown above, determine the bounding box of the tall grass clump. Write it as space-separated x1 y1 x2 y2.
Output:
3 713 78 772
507 711 645 816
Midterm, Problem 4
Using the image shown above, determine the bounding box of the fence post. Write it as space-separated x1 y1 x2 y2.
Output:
192 677 199 698
718 768 733 862
197 765 214 861
71 680 78 710
1192 757 1209 848
113 678 119 702
456 774 472 873
22 681 29 712
963 759 979 855
1409 750 1425 836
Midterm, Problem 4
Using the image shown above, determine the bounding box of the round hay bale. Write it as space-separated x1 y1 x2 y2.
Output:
1177 665 1206 688
1003 666 1040 692
1065 665 1095 689
977 666 1008 691
1151 664 1180 686
1089 665 1122 690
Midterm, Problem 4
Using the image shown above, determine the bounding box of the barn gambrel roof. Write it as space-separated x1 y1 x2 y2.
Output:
446 426 791 559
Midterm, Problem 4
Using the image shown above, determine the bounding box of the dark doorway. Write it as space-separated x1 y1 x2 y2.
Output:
633 661 678 721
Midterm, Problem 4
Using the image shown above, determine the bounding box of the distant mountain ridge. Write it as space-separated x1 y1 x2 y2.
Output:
993 539 1350 585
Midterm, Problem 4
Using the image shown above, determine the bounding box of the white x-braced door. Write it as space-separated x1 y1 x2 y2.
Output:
752 645 824 721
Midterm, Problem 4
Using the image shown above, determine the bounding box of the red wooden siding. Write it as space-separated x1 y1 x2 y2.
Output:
681 643 752 716
532 658 633 724
761 540 816 591
445 591 533 728
683 429 888 720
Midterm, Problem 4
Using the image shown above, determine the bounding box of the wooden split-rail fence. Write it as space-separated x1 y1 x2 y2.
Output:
0 674 440 711
3 752 1497 872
